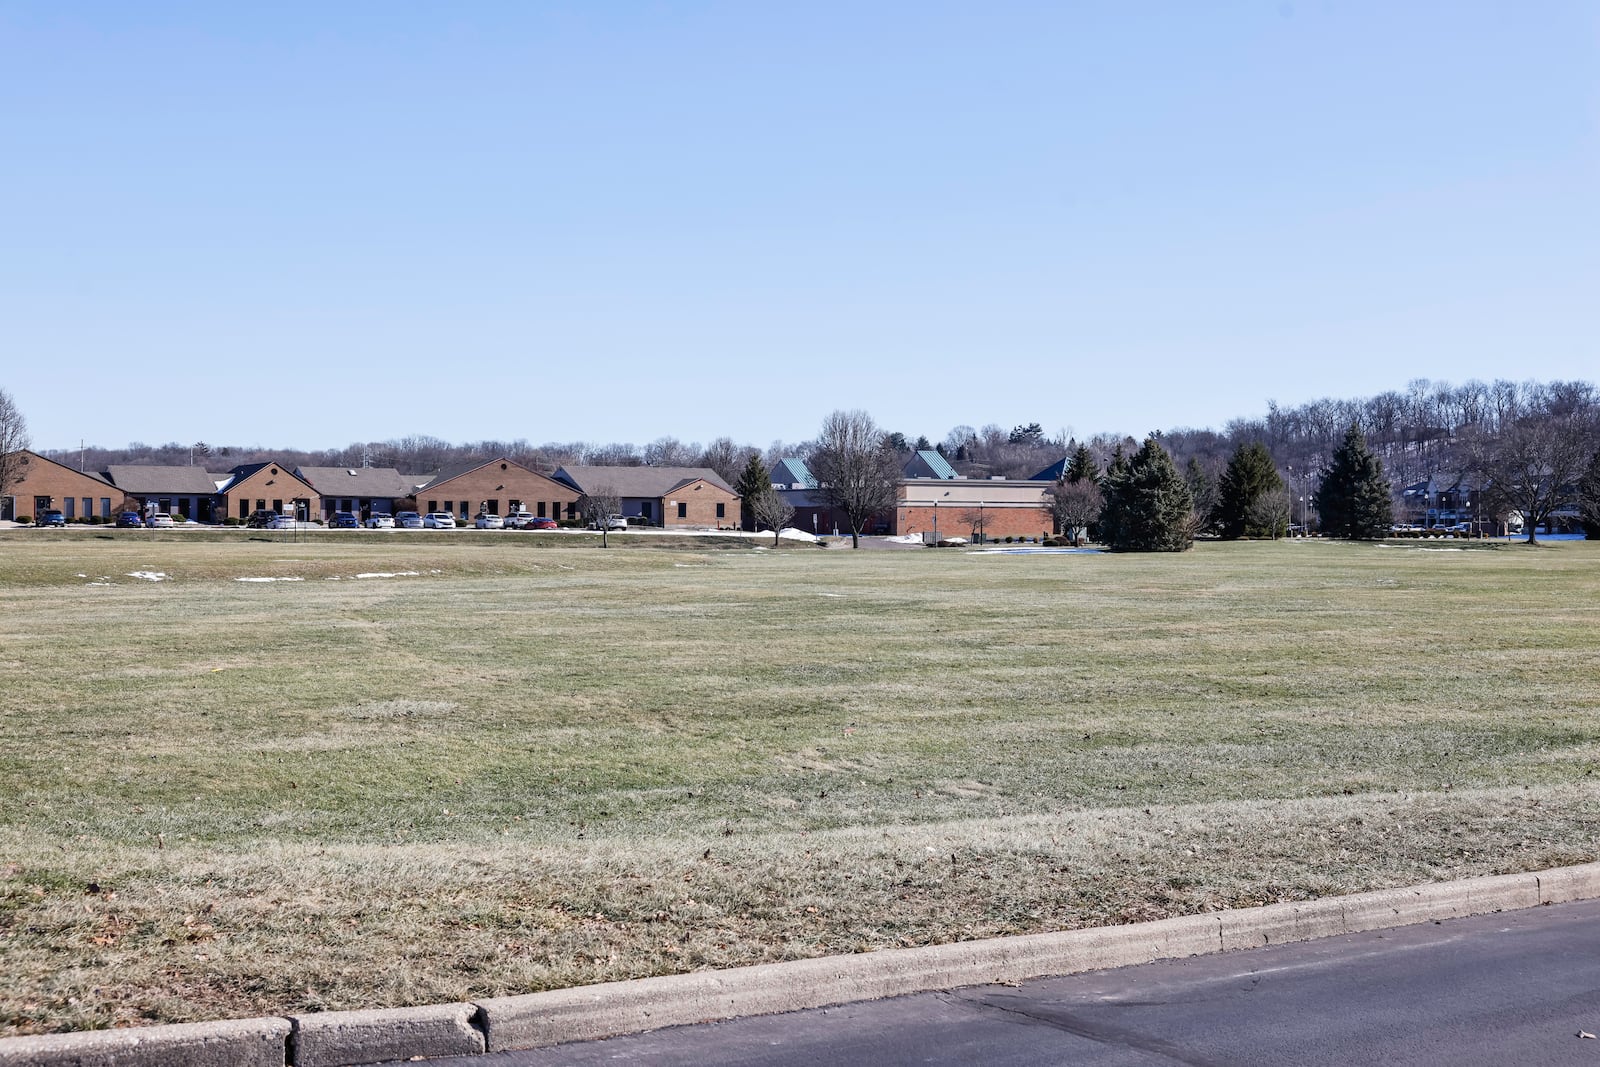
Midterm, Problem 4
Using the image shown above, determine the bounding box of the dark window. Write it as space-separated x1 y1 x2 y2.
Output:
716 502 726 518
677 502 687 518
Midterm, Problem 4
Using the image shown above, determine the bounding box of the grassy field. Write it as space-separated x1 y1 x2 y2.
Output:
2 529 1598 1034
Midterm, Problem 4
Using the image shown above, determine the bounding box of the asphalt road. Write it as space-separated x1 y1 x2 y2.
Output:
414 898 1600 1066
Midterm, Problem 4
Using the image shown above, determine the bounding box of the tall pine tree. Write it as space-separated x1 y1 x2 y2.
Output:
1314 422 1393 539
1213 441 1285 539
733 453 772 532
1099 437 1193 552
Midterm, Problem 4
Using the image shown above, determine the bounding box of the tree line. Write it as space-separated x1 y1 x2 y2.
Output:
7 378 1600 548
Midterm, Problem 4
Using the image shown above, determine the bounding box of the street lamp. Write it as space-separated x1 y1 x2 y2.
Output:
932 490 949 545
978 500 985 544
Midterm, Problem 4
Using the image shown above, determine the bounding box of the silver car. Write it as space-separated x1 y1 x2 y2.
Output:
423 512 457 529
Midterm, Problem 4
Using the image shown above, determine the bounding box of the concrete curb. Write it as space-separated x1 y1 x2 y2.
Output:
5 861 1599 1065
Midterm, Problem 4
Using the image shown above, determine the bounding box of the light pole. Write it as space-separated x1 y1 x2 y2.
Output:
932 490 949 545
978 500 985 544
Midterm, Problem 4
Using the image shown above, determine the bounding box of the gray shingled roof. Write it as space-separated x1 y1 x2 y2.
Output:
296 466 419 497
105 465 220 494
554 465 737 497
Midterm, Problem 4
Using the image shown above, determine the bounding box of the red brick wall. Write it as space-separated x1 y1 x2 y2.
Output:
896 504 1051 541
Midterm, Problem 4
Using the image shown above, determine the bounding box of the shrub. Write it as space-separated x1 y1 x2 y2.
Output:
223 517 240 526
16 515 32 525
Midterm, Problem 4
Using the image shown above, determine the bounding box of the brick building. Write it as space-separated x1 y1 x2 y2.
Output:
1 450 120 522
216 461 322 523
894 479 1053 542
414 458 581 523
553 465 739 529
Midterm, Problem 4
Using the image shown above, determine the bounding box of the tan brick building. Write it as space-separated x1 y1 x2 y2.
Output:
1 450 121 522
415 458 581 522
216 461 322 523
553 465 739 529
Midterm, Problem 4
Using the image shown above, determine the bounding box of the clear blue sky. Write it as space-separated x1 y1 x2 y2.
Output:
3 2 1596 454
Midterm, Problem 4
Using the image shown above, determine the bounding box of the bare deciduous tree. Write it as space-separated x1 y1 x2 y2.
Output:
749 486 796 546
0 387 30 518
810 410 900 548
1466 391 1598 544
1049 479 1103 546
579 485 622 547
1246 486 1293 540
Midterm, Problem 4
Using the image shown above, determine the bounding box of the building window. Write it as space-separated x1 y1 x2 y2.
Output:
428 501 439 514
677 501 687 519
716 502 726 519
100 498 111 518
64 498 76 519
82 497 92 517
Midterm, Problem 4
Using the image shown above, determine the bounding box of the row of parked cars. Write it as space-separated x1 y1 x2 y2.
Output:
323 510 565 531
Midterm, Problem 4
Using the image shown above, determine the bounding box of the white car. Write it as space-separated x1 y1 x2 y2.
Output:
589 516 628 531
395 511 424 529
474 514 505 530
365 514 395 529
423 512 457 529
148 513 175 528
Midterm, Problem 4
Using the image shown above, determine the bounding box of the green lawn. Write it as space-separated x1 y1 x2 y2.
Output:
2 531 1597 1033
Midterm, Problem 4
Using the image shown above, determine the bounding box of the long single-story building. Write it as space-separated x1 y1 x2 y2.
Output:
553 465 739 528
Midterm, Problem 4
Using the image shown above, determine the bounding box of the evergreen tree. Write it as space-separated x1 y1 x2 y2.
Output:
1064 442 1097 485
1099 437 1194 552
733 453 772 532
1213 442 1285 539
1314 422 1393 539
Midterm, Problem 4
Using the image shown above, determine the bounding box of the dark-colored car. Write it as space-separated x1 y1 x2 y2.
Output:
331 511 361 529
245 510 277 529
41 509 66 527
115 512 143 528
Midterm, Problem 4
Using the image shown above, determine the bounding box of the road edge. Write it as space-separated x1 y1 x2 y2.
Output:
3 862 1596 1066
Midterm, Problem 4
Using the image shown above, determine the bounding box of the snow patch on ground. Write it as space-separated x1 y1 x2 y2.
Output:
819 592 846 598
1377 545 1464 552
883 534 924 544
127 571 168 582
778 528 819 542
353 571 421 579
234 576 306 583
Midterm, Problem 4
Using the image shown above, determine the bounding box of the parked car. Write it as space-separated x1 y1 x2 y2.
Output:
474 513 505 530
589 516 628 531
331 511 361 529
115 511 143 528
395 511 424 529
266 515 300 529
503 510 535 529
41 509 66 527
149 513 176 528
423 512 457 529
365 514 395 529
526 516 559 530
246 509 277 528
